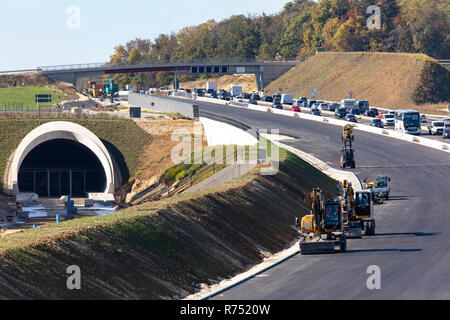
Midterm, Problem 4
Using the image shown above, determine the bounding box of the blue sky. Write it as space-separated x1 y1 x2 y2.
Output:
0 0 292 70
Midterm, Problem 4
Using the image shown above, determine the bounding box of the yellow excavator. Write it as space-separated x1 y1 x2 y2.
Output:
296 188 347 255
341 180 376 237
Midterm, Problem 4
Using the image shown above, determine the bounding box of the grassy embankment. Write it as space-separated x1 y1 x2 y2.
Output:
0 119 152 191
0 86 68 110
0 147 338 299
265 52 450 114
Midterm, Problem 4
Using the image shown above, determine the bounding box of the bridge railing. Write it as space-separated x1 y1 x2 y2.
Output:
36 58 301 72
38 63 108 72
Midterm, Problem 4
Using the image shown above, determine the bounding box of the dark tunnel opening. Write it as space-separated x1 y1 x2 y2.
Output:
18 139 106 198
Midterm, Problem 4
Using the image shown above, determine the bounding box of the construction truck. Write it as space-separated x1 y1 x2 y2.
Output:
340 124 355 169
363 176 391 200
91 83 105 97
83 81 97 96
341 180 376 237
296 188 347 255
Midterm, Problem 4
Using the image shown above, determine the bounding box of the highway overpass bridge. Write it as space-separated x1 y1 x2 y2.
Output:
34 59 300 91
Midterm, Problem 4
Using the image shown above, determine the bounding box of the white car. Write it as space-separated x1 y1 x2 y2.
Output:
382 114 395 126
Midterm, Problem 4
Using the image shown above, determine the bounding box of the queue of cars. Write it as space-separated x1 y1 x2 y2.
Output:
175 86 449 139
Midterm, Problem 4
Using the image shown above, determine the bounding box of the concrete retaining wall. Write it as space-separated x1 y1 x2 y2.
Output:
129 93 195 118
199 117 258 146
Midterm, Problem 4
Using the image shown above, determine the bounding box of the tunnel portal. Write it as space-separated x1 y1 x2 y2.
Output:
18 139 106 198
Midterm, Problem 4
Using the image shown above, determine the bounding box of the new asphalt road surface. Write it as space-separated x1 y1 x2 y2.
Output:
177 99 450 300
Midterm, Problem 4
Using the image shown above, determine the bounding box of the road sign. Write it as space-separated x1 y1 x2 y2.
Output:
311 88 318 98
193 105 200 120
35 94 52 103
129 107 141 119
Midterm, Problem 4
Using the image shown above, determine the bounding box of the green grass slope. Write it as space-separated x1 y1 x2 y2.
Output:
266 52 449 114
0 86 67 109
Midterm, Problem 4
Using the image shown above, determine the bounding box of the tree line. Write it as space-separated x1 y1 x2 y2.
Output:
109 0 449 88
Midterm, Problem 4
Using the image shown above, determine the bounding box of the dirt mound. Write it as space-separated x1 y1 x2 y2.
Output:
126 119 203 202
0 72 55 88
265 52 449 114
176 74 258 93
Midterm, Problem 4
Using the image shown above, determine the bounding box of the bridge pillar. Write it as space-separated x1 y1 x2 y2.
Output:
255 71 264 93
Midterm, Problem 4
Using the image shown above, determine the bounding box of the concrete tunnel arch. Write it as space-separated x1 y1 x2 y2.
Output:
5 121 115 197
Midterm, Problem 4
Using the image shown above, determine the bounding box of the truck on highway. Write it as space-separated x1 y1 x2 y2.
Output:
281 94 293 105
428 121 445 136
357 100 370 114
206 81 218 93
230 85 243 97
340 99 356 111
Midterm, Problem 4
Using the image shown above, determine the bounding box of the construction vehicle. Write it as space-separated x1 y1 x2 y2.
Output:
103 78 119 103
363 176 391 200
296 188 347 255
341 180 376 237
83 81 97 95
340 124 356 168
91 83 105 97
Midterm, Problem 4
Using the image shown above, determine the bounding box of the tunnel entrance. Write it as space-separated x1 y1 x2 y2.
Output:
18 139 106 198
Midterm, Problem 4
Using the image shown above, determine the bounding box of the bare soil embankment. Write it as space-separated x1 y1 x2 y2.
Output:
265 52 449 114
176 74 258 93
0 149 338 299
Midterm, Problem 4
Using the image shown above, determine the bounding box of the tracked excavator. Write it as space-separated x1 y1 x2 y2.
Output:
340 124 355 169
341 180 376 237
296 188 347 255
